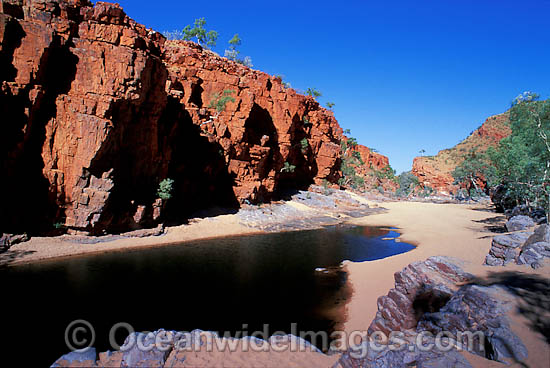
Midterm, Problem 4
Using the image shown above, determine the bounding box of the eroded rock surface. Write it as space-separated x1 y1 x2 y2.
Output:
484 232 532 266
1 0 352 235
337 340 472 368
484 225 550 269
368 256 473 335
51 329 328 368
237 186 380 232
417 285 528 363
412 113 510 194
506 215 535 232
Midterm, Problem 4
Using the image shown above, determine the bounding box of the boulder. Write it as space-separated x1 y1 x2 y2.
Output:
337 342 472 368
505 205 547 224
417 285 528 363
51 348 97 367
121 330 174 368
524 224 550 245
0 233 29 250
484 232 531 266
506 215 535 232
517 242 550 269
368 256 473 335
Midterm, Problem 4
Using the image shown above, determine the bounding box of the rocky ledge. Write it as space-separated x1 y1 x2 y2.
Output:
485 223 550 269
341 257 532 367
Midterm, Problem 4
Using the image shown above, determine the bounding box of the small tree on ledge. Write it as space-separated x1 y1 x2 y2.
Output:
306 88 322 99
182 18 218 48
157 178 175 200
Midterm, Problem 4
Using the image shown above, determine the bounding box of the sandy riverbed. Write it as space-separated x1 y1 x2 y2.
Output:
344 201 549 368
5 200 550 367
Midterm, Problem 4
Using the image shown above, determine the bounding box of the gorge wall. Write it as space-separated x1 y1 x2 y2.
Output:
0 0 351 235
412 112 510 194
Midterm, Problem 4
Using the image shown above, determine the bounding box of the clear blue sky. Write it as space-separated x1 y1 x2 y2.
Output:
106 0 550 173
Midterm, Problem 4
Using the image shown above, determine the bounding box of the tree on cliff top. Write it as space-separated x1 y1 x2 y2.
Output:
224 33 241 61
182 18 218 48
306 88 322 99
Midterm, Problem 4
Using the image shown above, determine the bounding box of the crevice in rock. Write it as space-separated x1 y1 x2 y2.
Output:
0 15 25 81
275 113 314 198
1 31 78 234
161 97 239 224
189 79 203 108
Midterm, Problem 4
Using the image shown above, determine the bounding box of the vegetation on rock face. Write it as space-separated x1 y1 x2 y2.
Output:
454 92 550 217
157 178 175 200
373 165 396 180
396 171 420 197
300 138 309 154
452 149 494 197
209 89 235 113
274 75 291 88
487 94 550 216
281 162 296 173
339 132 365 189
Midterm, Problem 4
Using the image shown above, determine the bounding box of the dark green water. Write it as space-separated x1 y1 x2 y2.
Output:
0 225 414 366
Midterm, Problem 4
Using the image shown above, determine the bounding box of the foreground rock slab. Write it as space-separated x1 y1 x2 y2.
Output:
51 329 334 368
368 256 473 335
417 285 528 362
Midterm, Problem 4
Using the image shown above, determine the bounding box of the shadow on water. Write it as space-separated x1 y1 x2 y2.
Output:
0 226 414 366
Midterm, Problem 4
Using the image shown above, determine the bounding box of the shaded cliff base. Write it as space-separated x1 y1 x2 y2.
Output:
0 186 385 266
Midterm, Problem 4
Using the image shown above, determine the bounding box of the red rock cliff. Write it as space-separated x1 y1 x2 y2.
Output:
411 113 510 194
353 144 389 171
0 0 343 234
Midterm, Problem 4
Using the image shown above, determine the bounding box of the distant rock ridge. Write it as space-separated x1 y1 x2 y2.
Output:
1 0 390 234
412 113 511 194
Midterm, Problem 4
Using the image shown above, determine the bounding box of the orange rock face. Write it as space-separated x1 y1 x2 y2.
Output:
344 141 398 192
1 0 343 234
412 113 510 194
353 144 389 171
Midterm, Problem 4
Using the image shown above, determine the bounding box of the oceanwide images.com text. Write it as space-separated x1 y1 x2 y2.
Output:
65 320 486 358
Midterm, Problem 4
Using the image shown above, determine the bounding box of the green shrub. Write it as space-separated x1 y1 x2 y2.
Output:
300 138 309 154
209 89 235 113
157 178 175 200
281 162 296 173
396 171 420 197
339 130 366 190
306 88 322 98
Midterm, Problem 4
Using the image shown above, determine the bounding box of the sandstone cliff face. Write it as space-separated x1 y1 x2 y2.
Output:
346 143 398 192
412 113 510 194
353 144 389 171
0 0 343 234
